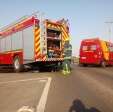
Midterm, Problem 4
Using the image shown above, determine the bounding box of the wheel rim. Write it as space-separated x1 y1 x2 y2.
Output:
14 59 20 70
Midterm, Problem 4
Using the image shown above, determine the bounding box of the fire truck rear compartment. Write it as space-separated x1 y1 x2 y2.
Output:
47 29 61 58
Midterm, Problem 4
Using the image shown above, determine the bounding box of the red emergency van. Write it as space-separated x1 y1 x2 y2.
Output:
79 38 113 67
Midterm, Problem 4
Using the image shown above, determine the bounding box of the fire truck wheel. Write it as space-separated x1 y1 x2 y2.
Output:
101 61 106 68
13 56 23 72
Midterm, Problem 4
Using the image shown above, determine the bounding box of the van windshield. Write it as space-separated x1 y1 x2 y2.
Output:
82 45 97 51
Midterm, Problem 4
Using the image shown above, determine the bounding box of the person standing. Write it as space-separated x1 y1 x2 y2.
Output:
62 39 72 75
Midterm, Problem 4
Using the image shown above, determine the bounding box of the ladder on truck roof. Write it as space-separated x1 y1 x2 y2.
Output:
39 12 47 55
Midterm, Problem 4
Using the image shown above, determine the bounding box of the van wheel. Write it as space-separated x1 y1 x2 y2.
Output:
101 61 106 68
13 56 23 72
83 64 88 67
78 63 83 67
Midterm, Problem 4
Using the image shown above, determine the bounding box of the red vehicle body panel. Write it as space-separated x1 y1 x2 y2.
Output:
1 17 38 37
0 50 23 65
0 17 38 65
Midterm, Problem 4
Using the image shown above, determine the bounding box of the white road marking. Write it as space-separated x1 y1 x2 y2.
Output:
17 106 34 112
0 77 48 85
16 77 52 112
39 80 47 82
36 77 52 112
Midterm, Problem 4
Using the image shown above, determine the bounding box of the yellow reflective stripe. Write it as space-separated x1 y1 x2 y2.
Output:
35 27 41 58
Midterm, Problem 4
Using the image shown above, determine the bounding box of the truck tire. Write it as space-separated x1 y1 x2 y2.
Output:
101 61 106 68
13 56 23 72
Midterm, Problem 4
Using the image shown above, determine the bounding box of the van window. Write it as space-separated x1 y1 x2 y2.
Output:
90 45 97 51
82 45 97 51
82 46 88 51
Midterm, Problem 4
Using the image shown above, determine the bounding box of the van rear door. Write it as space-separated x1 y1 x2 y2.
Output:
80 40 101 64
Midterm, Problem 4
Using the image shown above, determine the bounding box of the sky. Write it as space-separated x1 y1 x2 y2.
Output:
0 0 113 56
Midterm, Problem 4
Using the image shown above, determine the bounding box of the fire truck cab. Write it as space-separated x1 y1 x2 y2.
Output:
79 38 113 67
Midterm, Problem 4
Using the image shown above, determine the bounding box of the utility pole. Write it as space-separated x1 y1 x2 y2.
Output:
105 21 113 42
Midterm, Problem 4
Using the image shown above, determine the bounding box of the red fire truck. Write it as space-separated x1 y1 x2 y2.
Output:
79 38 113 67
0 14 70 72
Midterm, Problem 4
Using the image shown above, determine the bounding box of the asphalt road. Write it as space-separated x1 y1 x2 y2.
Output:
0 64 113 112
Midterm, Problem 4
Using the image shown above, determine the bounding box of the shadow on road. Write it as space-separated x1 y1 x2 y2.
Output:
0 68 14 73
69 99 101 112
0 66 58 73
